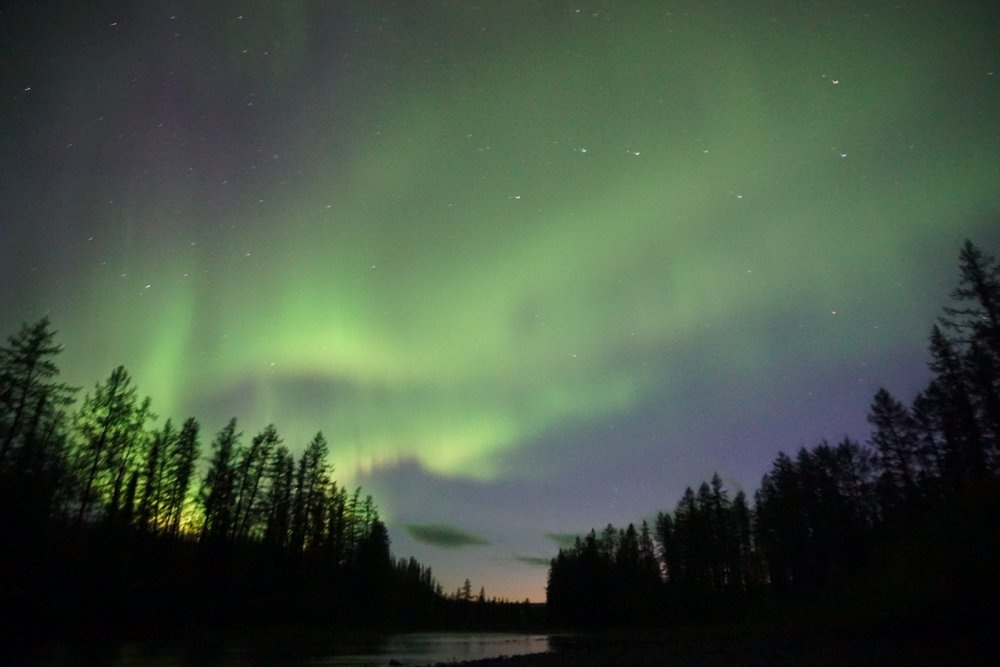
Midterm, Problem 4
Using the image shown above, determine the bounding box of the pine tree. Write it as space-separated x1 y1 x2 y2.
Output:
232 423 281 540
0 318 76 525
638 519 660 582
0 318 76 470
653 510 678 583
929 325 985 481
942 240 1000 356
323 481 349 562
263 444 294 549
672 487 699 587
72 366 151 524
165 417 200 536
290 432 330 554
199 417 241 543
868 388 920 507
461 578 472 601
730 491 753 591
137 418 175 531
753 452 803 590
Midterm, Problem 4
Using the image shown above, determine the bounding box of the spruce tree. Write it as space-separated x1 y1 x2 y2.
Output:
199 417 241 543
73 366 151 524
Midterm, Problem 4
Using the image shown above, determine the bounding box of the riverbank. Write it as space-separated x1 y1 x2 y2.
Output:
434 627 999 666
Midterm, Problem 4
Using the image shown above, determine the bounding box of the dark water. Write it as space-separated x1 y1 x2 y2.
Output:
316 633 550 666
20 632 552 666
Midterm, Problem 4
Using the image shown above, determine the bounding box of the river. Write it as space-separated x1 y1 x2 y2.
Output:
19 632 553 666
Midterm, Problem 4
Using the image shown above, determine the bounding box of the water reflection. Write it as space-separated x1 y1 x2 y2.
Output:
20 632 552 666
319 633 550 666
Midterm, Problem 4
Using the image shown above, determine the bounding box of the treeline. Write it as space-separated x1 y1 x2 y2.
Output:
0 321 514 642
548 240 1000 630
437 579 542 631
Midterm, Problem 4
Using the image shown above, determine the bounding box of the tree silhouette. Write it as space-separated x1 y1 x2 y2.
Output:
290 431 330 554
137 418 174 531
928 325 986 482
72 365 152 525
942 240 1000 350
868 388 921 512
3 239 998 643
550 239 1000 631
0 317 76 525
232 423 281 540
164 416 200 536
199 417 241 543
0 318 76 468
263 443 294 550
0 319 472 642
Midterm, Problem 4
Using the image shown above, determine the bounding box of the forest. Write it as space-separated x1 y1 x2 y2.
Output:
546 240 1000 634
2 241 998 648
0 322 532 646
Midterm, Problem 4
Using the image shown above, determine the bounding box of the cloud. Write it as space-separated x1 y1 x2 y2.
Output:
514 555 551 568
404 523 491 549
544 532 581 549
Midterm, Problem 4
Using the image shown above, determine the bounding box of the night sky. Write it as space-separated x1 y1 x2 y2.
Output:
3 1 998 601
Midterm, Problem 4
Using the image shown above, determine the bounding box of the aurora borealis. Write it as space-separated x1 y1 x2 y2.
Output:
2 1 999 601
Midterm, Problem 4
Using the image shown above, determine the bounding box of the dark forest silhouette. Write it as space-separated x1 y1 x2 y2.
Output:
547 240 1000 632
0 323 533 646
3 240 998 647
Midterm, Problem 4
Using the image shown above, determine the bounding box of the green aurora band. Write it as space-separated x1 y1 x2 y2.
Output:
19 2 1000 507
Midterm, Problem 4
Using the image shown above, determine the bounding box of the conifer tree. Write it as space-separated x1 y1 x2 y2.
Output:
942 240 1000 356
165 417 200 536
868 388 921 508
0 317 76 470
73 366 151 524
232 423 281 540
138 418 175 531
929 326 985 480
263 444 294 549
199 417 241 543
0 318 76 525
290 432 330 553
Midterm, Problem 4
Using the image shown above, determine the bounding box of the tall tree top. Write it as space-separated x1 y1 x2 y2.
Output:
943 240 1000 350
